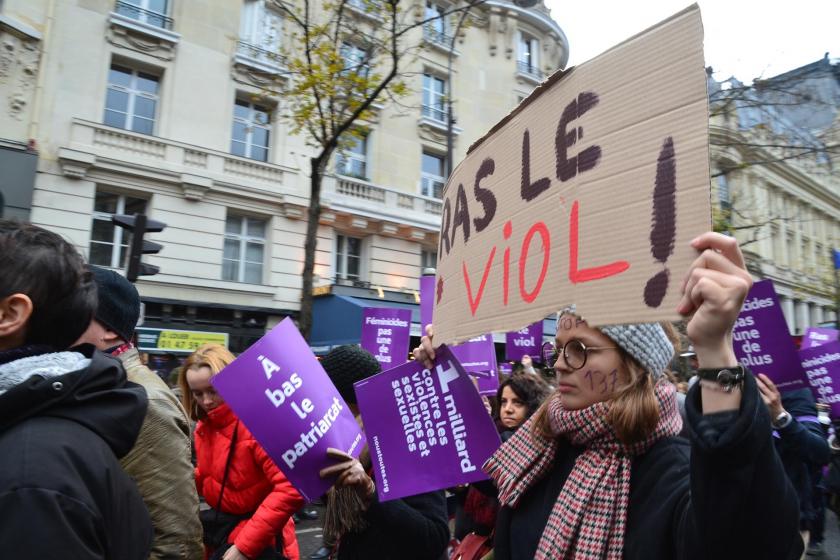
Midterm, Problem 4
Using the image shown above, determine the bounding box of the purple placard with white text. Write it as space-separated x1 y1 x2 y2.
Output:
420 274 435 334
800 341 840 418
505 321 543 362
476 371 500 396
801 327 840 350
361 308 411 368
732 280 806 391
354 345 502 501
451 334 497 379
212 318 365 502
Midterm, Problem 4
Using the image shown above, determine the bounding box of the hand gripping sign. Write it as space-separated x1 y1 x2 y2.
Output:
354 345 502 501
431 5 711 345
212 318 365 502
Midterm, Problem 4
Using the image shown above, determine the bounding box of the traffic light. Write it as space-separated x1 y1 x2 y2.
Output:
112 213 166 282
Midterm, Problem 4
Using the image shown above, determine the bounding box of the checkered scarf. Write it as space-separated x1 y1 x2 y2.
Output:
484 382 682 559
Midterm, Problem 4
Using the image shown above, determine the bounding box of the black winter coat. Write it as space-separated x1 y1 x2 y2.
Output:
0 345 152 560
776 388 831 527
494 371 803 560
336 490 449 560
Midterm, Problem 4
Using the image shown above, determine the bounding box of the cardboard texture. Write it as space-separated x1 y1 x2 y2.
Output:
432 5 710 345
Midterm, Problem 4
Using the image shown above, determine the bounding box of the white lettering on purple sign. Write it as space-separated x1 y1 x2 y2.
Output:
394 369 445 458
437 361 476 474
733 299 774 368
803 352 840 404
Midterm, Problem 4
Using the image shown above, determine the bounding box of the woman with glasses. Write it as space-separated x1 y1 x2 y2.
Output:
414 232 802 559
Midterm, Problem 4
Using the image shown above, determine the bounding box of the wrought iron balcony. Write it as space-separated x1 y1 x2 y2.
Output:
236 41 286 68
114 0 173 30
516 60 544 80
421 104 447 124
423 24 455 49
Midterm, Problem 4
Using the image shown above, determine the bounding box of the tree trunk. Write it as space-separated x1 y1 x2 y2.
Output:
298 155 328 341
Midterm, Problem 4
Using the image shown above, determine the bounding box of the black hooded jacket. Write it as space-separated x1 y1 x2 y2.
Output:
0 345 153 559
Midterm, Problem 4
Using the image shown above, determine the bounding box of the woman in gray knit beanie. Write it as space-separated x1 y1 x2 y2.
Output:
414 232 802 560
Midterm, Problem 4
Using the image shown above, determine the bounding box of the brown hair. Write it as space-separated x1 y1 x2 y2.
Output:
179 343 236 421
532 339 660 446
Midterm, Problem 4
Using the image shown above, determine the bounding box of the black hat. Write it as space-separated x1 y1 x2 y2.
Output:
89 266 140 343
321 344 381 405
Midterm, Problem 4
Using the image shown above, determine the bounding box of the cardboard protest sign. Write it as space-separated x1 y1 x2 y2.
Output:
212 318 365 501
800 341 840 418
361 308 411 367
451 334 497 379
801 327 839 350
432 5 710 345
732 280 807 391
506 321 544 362
354 345 502 501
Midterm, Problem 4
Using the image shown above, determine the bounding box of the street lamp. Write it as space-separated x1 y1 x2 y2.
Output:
445 0 539 177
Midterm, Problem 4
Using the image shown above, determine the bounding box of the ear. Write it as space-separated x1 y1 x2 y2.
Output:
100 324 124 346
0 293 34 348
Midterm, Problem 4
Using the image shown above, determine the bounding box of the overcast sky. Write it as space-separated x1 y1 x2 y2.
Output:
544 0 839 83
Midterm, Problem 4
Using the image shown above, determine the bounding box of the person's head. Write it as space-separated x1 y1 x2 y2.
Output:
179 344 235 420
0 220 97 352
320 344 381 415
537 311 674 444
74 266 141 350
495 373 552 430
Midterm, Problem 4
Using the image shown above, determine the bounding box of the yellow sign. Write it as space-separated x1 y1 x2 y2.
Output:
137 328 229 352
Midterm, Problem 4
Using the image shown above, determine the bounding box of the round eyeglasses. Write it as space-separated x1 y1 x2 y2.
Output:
541 339 618 371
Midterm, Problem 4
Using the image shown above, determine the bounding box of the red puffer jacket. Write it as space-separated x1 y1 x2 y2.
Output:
195 403 304 560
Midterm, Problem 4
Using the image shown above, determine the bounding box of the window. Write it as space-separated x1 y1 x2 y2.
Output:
104 64 160 135
89 191 147 268
336 234 363 281
114 0 171 29
517 33 539 75
422 74 446 123
421 152 446 198
421 249 437 271
716 174 731 210
231 100 271 162
238 0 283 63
223 215 266 284
341 43 369 78
336 134 368 179
424 1 450 44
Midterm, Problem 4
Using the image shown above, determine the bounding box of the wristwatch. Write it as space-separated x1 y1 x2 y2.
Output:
772 411 793 429
696 365 744 392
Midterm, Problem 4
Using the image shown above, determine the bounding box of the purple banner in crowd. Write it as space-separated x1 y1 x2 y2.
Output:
801 327 840 350
732 280 806 391
505 321 544 362
361 308 411 368
212 318 365 502
476 372 500 396
354 345 502 501
420 274 435 334
800 341 840 418
451 334 497 379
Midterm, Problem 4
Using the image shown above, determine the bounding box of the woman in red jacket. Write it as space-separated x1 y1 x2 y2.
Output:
180 344 304 560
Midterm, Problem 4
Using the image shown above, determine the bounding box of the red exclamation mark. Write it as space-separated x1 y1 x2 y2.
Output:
644 137 676 307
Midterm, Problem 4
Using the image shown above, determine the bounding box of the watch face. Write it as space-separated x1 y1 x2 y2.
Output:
716 369 735 385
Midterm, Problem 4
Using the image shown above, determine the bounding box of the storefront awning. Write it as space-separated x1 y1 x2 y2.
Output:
310 295 420 354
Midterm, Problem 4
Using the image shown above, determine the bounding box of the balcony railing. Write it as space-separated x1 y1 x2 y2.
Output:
114 1 173 30
421 104 447 124
517 60 544 80
326 174 443 225
423 24 455 49
236 41 286 69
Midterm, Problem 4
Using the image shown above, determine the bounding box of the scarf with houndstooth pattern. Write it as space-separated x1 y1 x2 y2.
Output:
484 381 682 559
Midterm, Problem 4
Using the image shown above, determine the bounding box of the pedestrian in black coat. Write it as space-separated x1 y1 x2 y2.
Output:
0 220 152 560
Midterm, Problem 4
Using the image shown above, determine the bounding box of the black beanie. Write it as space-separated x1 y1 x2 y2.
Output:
90 266 140 343
321 344 381 405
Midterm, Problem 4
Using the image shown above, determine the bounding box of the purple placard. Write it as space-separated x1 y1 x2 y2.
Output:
801 327 840 350
212 318 365 502
732 280 806 391
800 341 840 418
451 334 497 379
361 308 412 368
505 321 544 362
420 274 435 334
476 371 500 396
354 345 502 501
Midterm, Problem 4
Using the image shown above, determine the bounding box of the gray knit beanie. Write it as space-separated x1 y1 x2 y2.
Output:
600 323 674 378
558 309 674 378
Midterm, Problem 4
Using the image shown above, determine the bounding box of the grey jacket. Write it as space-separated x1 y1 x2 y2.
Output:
118 348 204 560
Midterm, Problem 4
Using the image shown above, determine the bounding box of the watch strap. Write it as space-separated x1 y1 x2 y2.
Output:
696 364 745 392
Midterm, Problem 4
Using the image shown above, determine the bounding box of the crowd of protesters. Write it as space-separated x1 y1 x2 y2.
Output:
1 218 839 560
